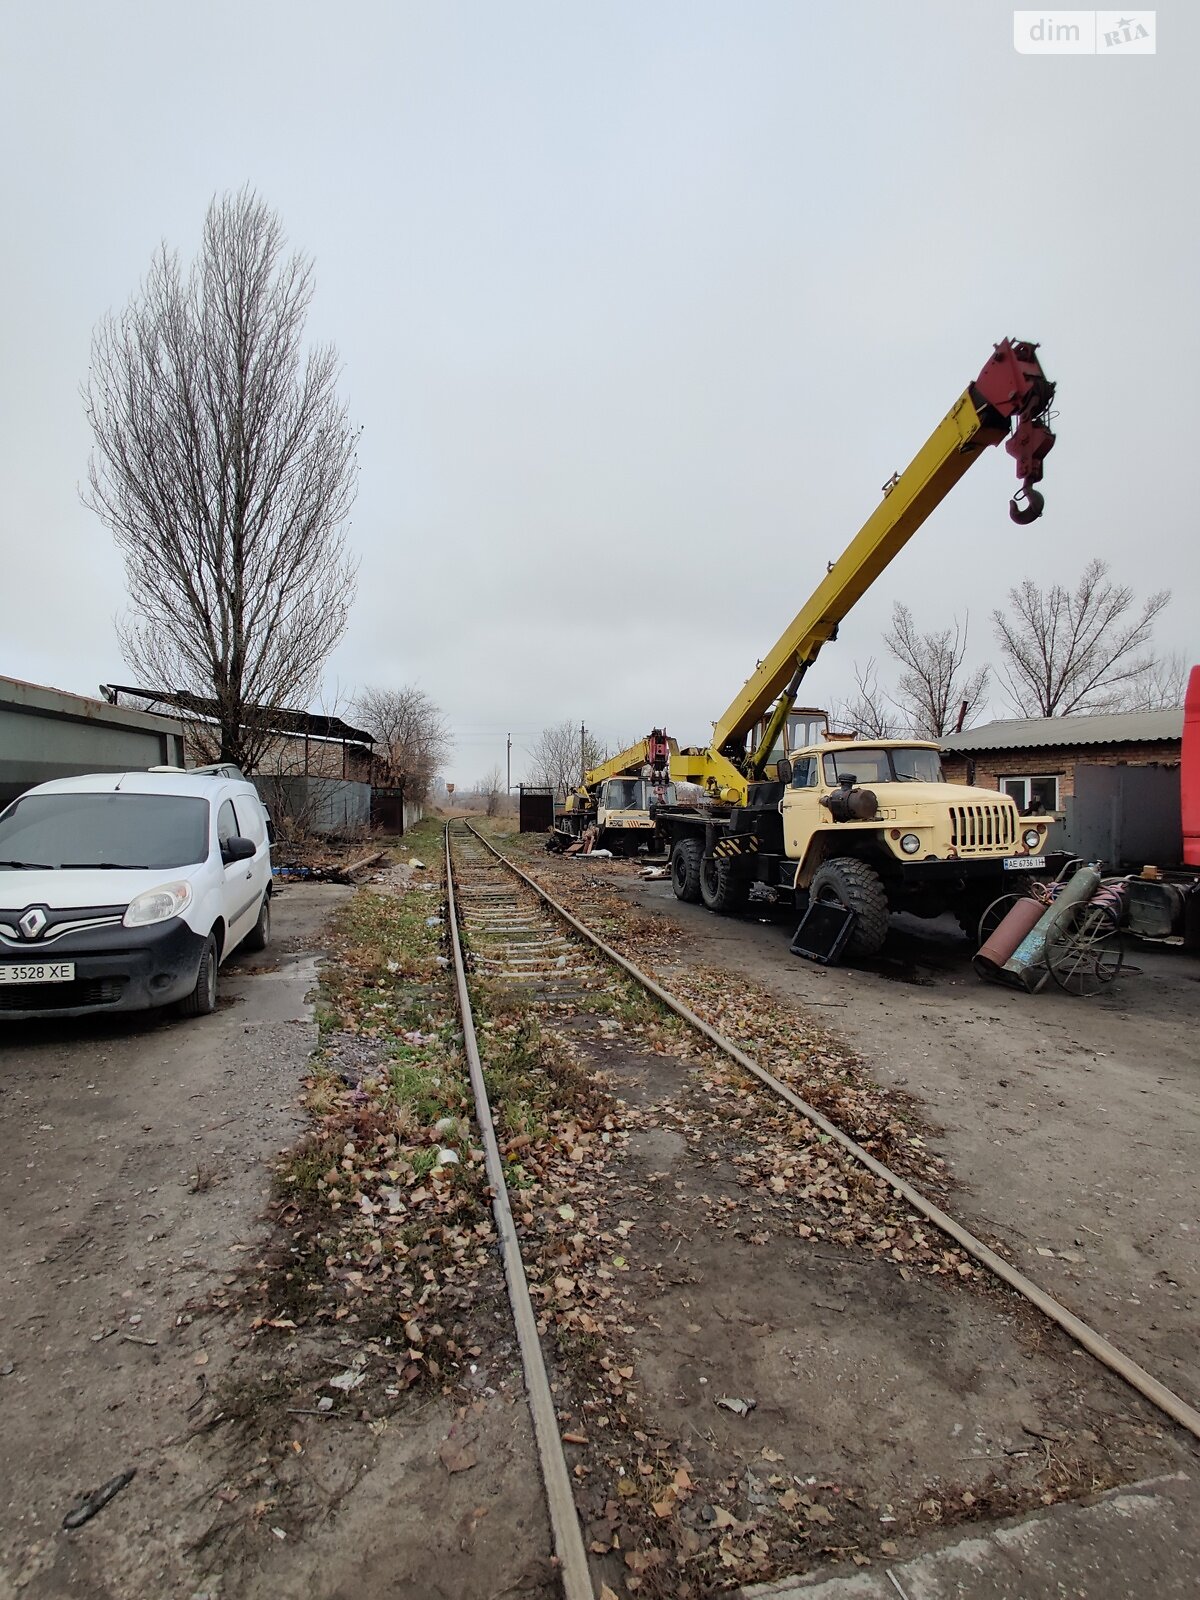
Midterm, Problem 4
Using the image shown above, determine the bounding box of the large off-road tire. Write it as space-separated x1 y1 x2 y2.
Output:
670 837 703 903
809 857 890 959
243 892 271 953
178 933 218 1018
700 852 748 913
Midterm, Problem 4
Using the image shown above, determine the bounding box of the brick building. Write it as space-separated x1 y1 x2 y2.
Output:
940 709 1185 866
939 709 1183 811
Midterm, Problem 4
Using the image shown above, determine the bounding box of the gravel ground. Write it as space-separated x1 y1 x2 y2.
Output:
0 884 350 1598
507 836 1200 1416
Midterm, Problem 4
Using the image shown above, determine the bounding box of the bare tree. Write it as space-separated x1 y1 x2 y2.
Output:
477 766 505 818
526 721 605 795
84 188 359 772
884 604 990 740
354 684 451 804
992 560 1170 717
1118 651 1189 713
828 659 901 738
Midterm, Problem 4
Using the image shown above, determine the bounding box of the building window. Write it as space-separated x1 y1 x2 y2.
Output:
1001 774 1059 814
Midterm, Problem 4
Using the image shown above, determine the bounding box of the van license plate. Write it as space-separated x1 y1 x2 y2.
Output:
1003 856 1045 871
0 962 75 983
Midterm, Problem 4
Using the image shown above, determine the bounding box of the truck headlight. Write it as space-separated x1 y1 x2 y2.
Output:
1022 828 1042 850
900 833 922 855
124 881 193 928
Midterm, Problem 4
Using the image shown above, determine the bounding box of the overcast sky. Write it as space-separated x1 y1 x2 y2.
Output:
1 2 1194 785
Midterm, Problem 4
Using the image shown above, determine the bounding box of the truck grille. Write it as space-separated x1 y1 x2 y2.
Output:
949 803 1017 854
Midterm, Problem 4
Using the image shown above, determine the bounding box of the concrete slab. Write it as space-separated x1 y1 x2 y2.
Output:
742 1473 1198 1600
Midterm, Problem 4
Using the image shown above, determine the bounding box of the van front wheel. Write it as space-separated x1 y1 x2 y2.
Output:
178 934 218 1018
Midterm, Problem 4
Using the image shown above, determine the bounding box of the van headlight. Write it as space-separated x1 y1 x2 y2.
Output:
900 833 922 855
1022 828 1042 850
124 881 193 928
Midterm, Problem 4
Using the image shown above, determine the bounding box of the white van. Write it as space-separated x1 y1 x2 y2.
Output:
0 768 273 1021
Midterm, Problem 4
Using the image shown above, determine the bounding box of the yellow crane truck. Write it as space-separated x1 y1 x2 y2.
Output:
550 729 677 855
652 338 1059 958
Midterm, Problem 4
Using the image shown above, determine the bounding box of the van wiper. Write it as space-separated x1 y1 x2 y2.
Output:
59 861 152 870
0 859 54 870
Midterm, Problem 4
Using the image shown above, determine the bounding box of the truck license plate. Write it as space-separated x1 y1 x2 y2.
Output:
0 962 75 983
1003 856 1045 871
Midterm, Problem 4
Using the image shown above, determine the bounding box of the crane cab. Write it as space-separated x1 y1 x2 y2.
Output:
749 707 830 776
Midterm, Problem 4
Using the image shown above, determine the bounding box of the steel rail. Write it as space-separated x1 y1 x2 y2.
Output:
443 825 595 1600
464 823 1200 1447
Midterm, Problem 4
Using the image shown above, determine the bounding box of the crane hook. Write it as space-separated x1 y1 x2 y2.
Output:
1009 480 1044 525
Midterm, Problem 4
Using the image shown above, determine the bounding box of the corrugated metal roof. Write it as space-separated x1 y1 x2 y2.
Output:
940 708 1184 753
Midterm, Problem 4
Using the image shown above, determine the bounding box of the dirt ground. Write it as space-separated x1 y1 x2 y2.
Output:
520 843 1200 1416
3 831 1196 1599
443 827 1196 1596
0 878 550 1600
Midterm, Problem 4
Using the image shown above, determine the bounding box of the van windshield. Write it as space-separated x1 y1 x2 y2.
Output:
0 793 210 870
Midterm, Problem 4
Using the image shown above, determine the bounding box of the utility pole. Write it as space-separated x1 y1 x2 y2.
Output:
580 721 586 785
506 732 511 796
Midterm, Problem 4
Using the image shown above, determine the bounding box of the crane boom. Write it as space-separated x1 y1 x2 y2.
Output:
576 729 675 789
708 339 1055 781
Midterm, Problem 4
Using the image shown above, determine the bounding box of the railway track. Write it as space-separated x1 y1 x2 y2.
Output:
443 819 1199 1599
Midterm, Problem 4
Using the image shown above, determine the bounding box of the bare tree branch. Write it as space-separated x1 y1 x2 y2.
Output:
991 560 1170 717
828 659 901 739
1118 650 1189 713
883 605 990 739
354 685 451 805
476 766 505 818
84 188 359 772
526 721 604 796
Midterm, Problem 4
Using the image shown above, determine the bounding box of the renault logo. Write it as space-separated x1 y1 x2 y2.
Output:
18 907 48 940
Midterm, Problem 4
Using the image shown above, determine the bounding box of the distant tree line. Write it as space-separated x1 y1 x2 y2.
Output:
832 560 1180 739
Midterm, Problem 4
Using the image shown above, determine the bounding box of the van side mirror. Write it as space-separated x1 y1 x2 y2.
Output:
222 835 256 864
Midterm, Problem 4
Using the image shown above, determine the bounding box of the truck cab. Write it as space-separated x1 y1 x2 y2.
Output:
595 777 659 852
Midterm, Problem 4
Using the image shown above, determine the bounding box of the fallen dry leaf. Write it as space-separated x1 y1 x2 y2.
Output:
438 1440 478 1474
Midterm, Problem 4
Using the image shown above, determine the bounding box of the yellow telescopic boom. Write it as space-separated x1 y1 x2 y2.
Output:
687 339 1055 796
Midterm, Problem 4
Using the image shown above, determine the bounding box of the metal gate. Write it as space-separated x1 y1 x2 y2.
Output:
371 784 407 834
518 784 555 833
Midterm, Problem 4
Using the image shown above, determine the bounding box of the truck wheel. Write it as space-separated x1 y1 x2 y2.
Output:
809 858 890 959
671 838 703 903
700 853 747 913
